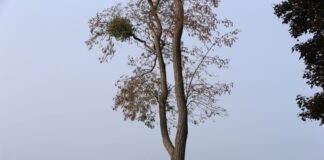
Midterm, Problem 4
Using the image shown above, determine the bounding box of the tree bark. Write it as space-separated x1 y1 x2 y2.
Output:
148 1 188 159
149 3 175 157
156 40 175 156
171 0 188 160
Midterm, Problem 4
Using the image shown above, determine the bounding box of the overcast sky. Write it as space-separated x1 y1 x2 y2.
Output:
1 0 323 160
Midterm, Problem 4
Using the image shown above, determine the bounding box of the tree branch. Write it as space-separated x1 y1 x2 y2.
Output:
185 42 217 102
138 55 158 77
132 34 154 52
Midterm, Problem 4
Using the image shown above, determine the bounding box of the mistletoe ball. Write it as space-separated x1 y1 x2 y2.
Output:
107 17 133 41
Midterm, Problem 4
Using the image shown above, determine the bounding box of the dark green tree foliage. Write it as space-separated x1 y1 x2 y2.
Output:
274 0 324 124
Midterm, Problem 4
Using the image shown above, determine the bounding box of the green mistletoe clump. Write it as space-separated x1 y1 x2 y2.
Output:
107 17 133 41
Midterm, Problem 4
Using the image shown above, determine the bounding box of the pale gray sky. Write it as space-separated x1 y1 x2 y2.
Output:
0 0 323 160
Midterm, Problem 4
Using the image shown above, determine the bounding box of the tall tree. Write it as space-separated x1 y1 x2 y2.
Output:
86 0 237 159
274 0 324 125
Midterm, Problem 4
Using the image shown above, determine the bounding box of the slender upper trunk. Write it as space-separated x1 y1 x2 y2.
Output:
149 3 175 157
155 39 175 156
171 0 188 160
149 1 188 159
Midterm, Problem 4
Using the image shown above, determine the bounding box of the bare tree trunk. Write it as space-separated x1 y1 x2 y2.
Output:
149 4 175 156
149 1 188 159
171 0 188 160
155 39 175 156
